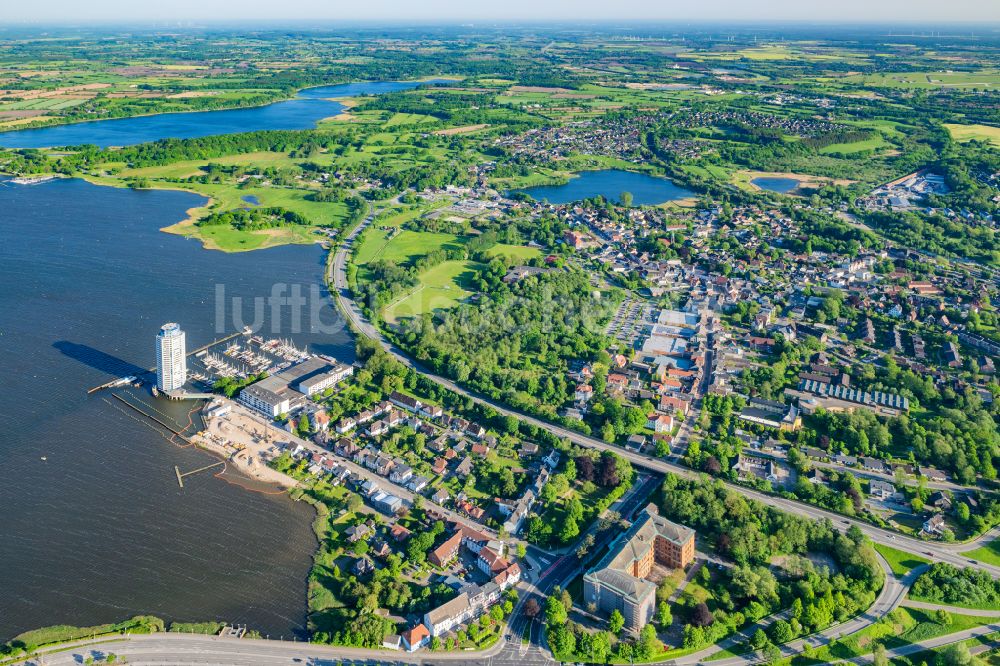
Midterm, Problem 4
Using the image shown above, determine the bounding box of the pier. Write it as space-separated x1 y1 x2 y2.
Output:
174 461 226 488
86 330 243 394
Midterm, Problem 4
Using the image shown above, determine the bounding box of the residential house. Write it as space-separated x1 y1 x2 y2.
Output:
646 412 674 434
455 456 474 477
390 391 422 413
390 524 412 542
928 491 953 512
401 624 430 652
862 457 891 475
919 466 948 482
428 531 464 567
457 500 485 521
922 513 946 536
345 523 372 543
353 556 374 575
390 464 414 485
806 468 827 485
407 475 429 493
335 417 357 434
869 480 897 501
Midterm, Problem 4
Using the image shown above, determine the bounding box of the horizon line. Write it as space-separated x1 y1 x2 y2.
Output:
1 18 999 27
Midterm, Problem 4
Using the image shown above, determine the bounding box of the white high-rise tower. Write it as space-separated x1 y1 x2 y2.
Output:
156 323 187 391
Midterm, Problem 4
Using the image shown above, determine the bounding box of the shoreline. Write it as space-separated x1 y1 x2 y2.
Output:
0 76 463 142
192 428 299 490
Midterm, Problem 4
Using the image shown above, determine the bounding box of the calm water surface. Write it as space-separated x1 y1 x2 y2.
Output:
0 176 354 640
0 79 454 149
752 176 801 194
511 169 693 205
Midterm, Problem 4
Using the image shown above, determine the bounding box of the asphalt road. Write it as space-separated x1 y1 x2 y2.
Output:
841 621 1000 665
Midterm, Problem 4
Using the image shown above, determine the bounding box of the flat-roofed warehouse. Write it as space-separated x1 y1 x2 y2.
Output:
239 356 353 417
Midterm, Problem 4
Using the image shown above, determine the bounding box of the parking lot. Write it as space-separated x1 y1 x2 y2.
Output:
606 297 654 347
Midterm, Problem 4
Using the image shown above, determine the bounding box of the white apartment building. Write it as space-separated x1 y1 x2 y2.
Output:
156 323 187 391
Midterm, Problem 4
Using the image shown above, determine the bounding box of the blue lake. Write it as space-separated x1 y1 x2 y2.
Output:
0 79 455 149
752 176 801 194
511 169 693 205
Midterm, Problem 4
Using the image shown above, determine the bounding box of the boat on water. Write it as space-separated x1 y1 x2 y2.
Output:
10 175 57 185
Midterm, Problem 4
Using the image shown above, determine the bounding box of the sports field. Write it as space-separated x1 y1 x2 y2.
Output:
383 259 483 323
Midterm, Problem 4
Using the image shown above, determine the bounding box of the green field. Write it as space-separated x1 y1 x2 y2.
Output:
842 70 1000 89
353 226 537 323
772 607 998 665
819 135 890 155
357 229 466 266
195 223 319 252
383 259 482 323
487 243 543 261
874 544 930 577
945 123 1000 147
384 112 436 127
965 538 1000 567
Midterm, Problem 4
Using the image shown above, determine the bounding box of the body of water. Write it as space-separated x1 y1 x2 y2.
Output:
510 169 693 205
0 79 454 149
0 176 355 640
752 176 801 194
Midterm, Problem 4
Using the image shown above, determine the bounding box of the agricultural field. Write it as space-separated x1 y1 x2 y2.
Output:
945 123 1000 147
841 70 1000 89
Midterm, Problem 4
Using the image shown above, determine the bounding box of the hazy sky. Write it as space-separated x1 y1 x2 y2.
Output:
2 0 997 23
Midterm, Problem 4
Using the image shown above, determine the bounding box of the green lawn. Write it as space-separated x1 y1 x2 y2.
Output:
487 243 543 261
195 223 319 252
384 112 436 127
383 259 482 323
874 544 930 577
367 230 467 265
966 539 1000 568
893 631 1000 666
818 135 889 155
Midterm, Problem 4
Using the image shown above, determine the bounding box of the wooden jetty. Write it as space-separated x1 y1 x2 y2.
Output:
174 461 226 488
